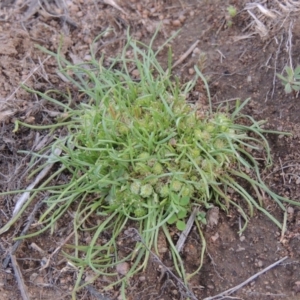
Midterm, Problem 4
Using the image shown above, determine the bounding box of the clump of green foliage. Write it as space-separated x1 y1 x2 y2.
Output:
227 5 237 18
277 65 300 93
226 5 237 27
2 31 299 298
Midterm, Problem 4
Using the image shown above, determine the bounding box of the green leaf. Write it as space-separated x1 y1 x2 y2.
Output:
197 211 206 219
176 220 186 231
167 214 177 224
285 66 294 79
171 193 180 204
285 83 292 93
177 208 187 219
294 75 300 80
292 85 300 91
179 196 190 206
276 73 288 83
200 218 207 225
294 65 300 76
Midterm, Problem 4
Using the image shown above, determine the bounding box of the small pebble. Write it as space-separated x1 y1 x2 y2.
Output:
172 19 181 27
211 232 219 242
178 15 186 23
76 11 83 18
116 262 129 275
131 69 140 77
239 235 246 242
193 47 200 55
188 68 195 75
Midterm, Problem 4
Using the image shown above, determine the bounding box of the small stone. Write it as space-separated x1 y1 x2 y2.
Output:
239 235 246 242
236 245 245 252
256 260 264 268
85 272 95 283
172 19 181 27
131 69 140 78
146 25 154 33
116 262 129 275
206 207 219 228
84 55 92 61
24 116 35 124
159 247 168 253
193 47 200 55
142 9 149 17
211 232 219 242
178 14 186 23
188 68 195 75
30 273 38 282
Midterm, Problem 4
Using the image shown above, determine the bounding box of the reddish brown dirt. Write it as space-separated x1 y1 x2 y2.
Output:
1 0 300 299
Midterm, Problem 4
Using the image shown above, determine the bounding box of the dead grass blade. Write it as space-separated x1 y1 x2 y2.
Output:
176 207 199 252
10 254 31 300
103 0 127 15
12 146 62 218
204 256 288 300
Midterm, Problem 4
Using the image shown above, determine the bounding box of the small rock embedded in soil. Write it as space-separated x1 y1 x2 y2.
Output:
116 262 129 275
172 19 181 27
255 259 264 268
211 232 219 242
239 235 246 242
188 68 195 75
206 206 219 228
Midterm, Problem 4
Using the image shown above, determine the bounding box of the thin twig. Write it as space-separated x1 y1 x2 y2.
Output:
207 252 224 280
81 281 112 300
40 230 75 270
129 228 198 300
176 207 198 252
172 40 199 69
10 254 31 300
5 55 51 102
287 20 294 70
13 146 62 217
21 0 39 21
216 49 226 64
271 35 283 99
204 256 288 300
103 0 127 15
280 211 287 243
2 200 43 268
279 157 286 185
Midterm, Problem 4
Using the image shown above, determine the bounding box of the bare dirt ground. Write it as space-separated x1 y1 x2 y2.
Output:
1 0 300 299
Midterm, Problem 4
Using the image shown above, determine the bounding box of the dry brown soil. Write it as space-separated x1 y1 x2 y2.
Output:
1 0 300 299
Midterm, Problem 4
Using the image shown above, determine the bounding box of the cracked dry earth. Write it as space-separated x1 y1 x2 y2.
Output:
1 0 300 299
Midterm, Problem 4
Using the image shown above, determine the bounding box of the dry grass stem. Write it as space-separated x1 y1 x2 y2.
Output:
176 207 199 252
12 146 62 218
204 256 288 300
5 55 51 102
10 254 31 300
172 39 199 69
